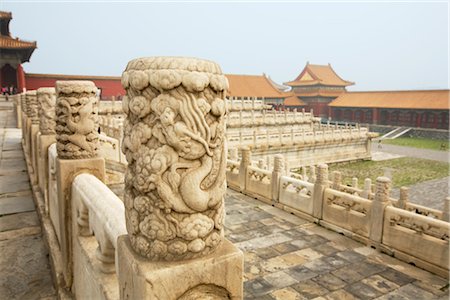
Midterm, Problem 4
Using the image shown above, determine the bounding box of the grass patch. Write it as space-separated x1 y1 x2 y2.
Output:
329 157 449 188
382 137 449 151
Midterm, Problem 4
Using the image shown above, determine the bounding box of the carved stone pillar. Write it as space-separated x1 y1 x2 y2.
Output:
271 154 284 202
332 171 342 191
443 197 450 222
397 187 409 209
361 178 372 199
313 164 329 219
54 81 105 287
37 88 57 212
26 91 39 178
239 147 252 192
370 177 391 244
118 57 242 299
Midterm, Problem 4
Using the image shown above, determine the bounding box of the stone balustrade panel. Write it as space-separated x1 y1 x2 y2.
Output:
245 166 272 201
279 175 314 215
226 160 240 190
322 188 372 237
383 206 449 271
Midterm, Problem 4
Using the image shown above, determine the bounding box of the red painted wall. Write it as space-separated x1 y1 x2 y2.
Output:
24 74 125 98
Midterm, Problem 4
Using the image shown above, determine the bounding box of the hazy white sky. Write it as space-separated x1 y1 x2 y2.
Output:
1 1 448 91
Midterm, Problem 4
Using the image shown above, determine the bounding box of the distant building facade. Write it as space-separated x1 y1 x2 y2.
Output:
329 90 449 130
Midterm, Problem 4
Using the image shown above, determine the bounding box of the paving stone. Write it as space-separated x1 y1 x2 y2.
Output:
0 196 35 215
291 279 330 299
301 234 328 246
354 260 387 277
227 221 263 234
0 211 39 232
263 271 298 289
271 241 301 254
378 267 415 286
244 277 274 297
290 238 316 250
395 283 436 299
321 254 349 269
323 289 359 300
0 174 30 195
331 266 365 284
263 224 286 234
313 273 347 291
235 232 292 251
374 292 410 300
362 275 399 294
295 248 324 261
0 235 55 299
285 265 318 282
270 287 307 300
412 280 449 298
335 250 366 263
255 246 282 260
278 252 307 266
345 282 383 299
304 257 336 274
313 243 340 256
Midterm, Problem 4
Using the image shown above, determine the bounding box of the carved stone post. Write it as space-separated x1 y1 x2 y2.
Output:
54 81 105 287
26 91 40 181
229 148 239 161
369 177 391 244
313 164 329 219
271 154 284 203
397 187 409 209
352 177 358 189
361 178 372 199
332 171 342 191
310 165 317 183
442 197 449 222
117 57 243 300
37 88 57 213
239 147 251 192
20 92 26 132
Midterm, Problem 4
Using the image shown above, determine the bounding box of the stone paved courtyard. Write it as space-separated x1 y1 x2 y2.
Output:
224 189 449 299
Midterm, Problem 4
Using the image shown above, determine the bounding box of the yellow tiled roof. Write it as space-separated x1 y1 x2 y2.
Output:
329 90 450 110
285 63 354 87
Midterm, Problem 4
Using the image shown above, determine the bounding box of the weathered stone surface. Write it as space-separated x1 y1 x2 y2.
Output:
0 211 39 232
121 57 229 261
0 233 55 299
117 236 243 299
55 81 99 159
0 195 35 215
37 87 56 135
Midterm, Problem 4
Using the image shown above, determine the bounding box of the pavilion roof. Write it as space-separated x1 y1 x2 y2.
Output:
285 63 354 87
226 74 290 99
284 94 306 106
329 90 450 110
0 11 12 20
0 36 36 49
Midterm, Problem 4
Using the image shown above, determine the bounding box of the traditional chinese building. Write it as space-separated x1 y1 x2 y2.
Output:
0 11 36 92
329 90 450 129
225 74 290 108
283 62 354 117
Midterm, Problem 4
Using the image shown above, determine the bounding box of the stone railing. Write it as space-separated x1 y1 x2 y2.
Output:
226 150 450 278
226 109 317 128
226 97 270 111
71 173 127 299
18 57 244 299
227 126 368 149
